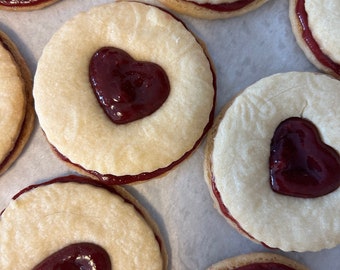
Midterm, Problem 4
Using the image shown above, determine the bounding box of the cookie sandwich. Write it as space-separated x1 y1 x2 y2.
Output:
289 0 340 79
33 2 215 184
0 30 34 175
204 72 340 251
0 175 167 269
207 252 309 270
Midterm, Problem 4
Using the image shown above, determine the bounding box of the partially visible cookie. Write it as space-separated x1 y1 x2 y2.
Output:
0 0 60 11
289 0 340 79
204 72 340 252
0 30 34 175
157 0 268 19
207 253 309 270
0 175 167 269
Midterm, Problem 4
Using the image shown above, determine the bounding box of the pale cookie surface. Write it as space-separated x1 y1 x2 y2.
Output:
0 38 25 166
210 72 339 252
0 180 164 269
33 2 214 177
305 0 340 64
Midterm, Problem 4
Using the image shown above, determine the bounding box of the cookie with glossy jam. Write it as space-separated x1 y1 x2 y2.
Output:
0 0 61 11
157 0 268 19
289 0 340 79
207 253 309 270
0 30 34 175
33 2 215 184
0 175 167 269
204 72 340 252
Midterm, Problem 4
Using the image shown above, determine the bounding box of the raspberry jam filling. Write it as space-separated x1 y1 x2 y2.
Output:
187 0 255 12
32 242 111 270
295 0 340 76
0 0 50 7
270 117 340 198
89 47 170 125
235 263 296 270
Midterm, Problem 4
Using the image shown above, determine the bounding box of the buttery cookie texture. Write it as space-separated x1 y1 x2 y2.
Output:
207 252 309 270
289 0 340 79
0 30 34 175
0 175 166 270
157 0 268 19
33 2 215 184
204 72 340 252
0 0 60 11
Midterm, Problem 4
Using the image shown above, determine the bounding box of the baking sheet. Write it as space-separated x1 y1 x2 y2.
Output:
0 0 339 269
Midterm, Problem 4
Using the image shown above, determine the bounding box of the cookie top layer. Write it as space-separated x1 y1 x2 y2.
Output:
208 72 339 251
0 177 164 269
0 36 26 166
305 0 340 63
33 2 214 179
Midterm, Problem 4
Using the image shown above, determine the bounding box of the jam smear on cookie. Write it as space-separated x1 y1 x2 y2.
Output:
0 0 50 7
188 0 255 12
269 117 340 198
89 47 170 124
33 242 111 270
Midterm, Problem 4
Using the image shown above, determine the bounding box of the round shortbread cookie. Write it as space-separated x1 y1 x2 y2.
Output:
0 175 167 269
157 0 268 19
289 0 340 79
204 72 340 252
0 0 61 11
0 30 34 175
207 252 309 270
33 2 215 184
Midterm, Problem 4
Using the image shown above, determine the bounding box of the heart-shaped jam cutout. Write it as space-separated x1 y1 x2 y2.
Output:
89 47 170 124
269 117 340 198
33 242 111 270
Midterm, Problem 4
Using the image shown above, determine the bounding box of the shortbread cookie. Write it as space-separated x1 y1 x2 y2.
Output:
0 0 60 11
33 2 215 184
207 252 309 270
0 30 34 175
204 72 340 252
0 175 167 270
289 0 340 79
157 0 268 19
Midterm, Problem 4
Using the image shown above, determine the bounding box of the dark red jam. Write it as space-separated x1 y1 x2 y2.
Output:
296 0 340 76
235 263 295 270
269 117 340 198
32 242 111 270
187 0 256 12
0 0 50 7
89 47 170 124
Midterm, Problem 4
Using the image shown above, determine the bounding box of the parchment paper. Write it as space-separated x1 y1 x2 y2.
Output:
0 0 339 269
